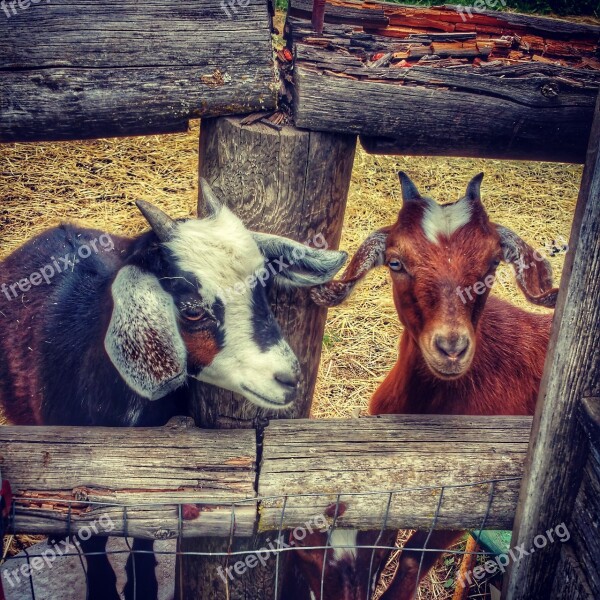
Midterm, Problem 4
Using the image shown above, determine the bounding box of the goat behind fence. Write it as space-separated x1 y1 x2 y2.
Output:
0 478 533 600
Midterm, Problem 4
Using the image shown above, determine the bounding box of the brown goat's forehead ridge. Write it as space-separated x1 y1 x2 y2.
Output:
420 197 473 244
389 194 493 247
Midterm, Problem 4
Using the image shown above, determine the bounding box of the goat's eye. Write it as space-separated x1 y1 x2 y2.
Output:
388 259 404 272
181 307 207 322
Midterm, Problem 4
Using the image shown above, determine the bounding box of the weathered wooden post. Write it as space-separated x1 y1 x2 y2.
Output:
175 116 357 599
502 92 600 598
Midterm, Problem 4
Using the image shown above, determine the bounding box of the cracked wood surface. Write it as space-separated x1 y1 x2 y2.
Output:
0 0 278 141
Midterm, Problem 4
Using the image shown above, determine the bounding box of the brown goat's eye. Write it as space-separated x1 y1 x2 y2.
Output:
388 259 404 272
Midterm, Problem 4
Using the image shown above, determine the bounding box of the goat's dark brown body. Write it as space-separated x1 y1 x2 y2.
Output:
0 225 146 426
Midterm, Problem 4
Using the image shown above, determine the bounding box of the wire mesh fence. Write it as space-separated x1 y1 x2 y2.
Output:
0 477 521 600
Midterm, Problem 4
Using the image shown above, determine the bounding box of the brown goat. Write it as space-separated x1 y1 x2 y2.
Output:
308 172 558 599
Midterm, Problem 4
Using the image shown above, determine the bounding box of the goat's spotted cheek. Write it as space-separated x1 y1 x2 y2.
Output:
180 330 220 368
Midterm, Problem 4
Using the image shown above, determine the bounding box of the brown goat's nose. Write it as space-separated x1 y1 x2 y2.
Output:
434 335 470 360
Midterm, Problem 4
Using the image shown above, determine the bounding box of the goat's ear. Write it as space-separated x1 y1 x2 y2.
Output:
253 233 347 287
104 265 187 400
496 224 559 308
310 229 389 307
465 172 485 203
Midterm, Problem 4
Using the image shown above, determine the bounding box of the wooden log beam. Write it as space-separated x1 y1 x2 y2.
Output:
0 415 531 539
0 0 278 142
289 0 389 28
503 92 600 599
258 415 532 531
287 0 600 163
295 60 598 163
289 0 600 39
0 417 257 539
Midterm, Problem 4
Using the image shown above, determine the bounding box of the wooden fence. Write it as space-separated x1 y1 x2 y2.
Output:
0 415 530 538
1 1 599 599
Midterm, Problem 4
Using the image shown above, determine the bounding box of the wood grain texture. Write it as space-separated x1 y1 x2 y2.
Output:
570 462 600 596
289 0 600 38
293 57 599 163
503 94 600 599
0 415 532 538
258 415 531 531
287 0 600 163
567 397 600 598
0 417 257 539
0 0 277 142
550 544 595 600
289 0 388 28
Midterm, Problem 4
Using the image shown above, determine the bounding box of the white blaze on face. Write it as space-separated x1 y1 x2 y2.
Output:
329 529 358 562
165 207 299 409
421 197 472 244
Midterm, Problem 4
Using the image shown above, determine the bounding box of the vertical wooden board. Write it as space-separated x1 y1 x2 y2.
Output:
503 93 600 599
571 462 600 596
177 116 356 600
192 116 356 426
550 544 595 600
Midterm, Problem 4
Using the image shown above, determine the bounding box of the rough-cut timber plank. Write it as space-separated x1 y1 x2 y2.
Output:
571 397 600 597
503 93 600 599
289 0 388 28
550 544 595 600
0 417 257 539
287 0 600 162
294 60 598 162
0 0 277 142
0 415 532 539
289 0 600 39
258 415 531 531
390 4 600 39
571 460 600 596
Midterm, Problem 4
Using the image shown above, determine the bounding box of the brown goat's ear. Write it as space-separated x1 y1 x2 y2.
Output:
310 229 389 307
496 225 559 308
105 265 187 400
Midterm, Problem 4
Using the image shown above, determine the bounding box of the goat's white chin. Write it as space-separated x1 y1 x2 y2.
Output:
190 373 296 410
240 385 295 409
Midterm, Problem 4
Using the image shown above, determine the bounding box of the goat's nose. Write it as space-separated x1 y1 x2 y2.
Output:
274 370 300 390
434 335 470 360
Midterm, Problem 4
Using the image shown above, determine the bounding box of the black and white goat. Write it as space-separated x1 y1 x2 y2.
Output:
0 179 347 600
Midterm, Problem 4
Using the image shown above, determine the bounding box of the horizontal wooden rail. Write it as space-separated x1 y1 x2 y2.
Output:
0 0 277 142
0 414 531 539
287 0 600 163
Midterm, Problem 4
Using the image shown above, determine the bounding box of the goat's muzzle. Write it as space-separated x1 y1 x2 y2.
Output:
421 329 475 380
